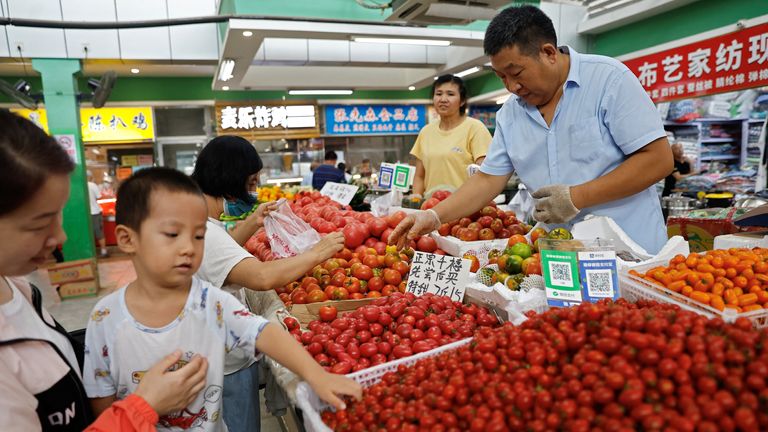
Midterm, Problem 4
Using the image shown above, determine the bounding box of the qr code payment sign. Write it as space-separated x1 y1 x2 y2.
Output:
585 269 614 298
548 261 573 287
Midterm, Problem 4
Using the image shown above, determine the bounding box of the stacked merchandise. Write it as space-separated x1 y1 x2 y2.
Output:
715 169 758 195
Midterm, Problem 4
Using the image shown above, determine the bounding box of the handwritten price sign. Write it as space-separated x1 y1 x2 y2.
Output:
405 252 471 302
319 182 359 206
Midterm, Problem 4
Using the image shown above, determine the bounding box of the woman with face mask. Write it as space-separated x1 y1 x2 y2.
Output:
190 135 344 432
0 109 209 431
410 74 493 199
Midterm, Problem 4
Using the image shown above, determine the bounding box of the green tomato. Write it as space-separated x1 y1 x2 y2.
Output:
509 242 533 260
547 227 573 240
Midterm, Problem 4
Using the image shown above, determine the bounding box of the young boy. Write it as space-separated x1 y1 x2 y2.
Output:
83 167 361 431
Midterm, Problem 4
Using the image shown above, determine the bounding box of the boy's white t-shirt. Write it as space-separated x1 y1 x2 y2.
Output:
82 277 269 432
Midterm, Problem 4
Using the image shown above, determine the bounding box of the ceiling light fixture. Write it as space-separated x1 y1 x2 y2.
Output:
242 30 254 37
352 37 451 46
222 86 230 91
130 68 140 74
218 59 235 82
454 66 481 78
288 89 353 95
408 86 416 91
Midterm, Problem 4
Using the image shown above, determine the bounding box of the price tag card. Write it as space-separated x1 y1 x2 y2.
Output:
378 162 395 189
405 252 471 302
319 182 359 206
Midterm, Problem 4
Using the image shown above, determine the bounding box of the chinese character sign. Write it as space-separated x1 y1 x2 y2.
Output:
80 107 155 142
406 252 471 302
219 104 315 131
623 22 768 103
319 182 359 206
324 104 427 135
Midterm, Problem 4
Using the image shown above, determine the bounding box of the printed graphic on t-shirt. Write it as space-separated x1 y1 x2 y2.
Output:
91 308 110 322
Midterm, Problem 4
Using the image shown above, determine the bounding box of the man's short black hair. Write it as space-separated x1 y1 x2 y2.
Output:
432 74 468 116
116 167 203 231
325 150 338 161
484 5 557 57
191 136 263 202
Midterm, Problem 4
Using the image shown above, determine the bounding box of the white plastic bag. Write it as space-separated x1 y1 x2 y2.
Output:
264 199 321 258
371 190 403 217
508 184 535 224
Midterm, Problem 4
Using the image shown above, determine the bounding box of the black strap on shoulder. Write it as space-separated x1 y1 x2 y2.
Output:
29 283 86 373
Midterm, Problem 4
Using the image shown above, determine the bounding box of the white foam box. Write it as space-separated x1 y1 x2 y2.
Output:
430 232 509 265
713 231 768 250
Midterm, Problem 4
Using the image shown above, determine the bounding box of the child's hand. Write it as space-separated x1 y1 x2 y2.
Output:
134 350 208 415
306 371 362 411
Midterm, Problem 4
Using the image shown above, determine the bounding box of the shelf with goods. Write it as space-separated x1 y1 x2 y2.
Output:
664 118 745 172
744 118 766 168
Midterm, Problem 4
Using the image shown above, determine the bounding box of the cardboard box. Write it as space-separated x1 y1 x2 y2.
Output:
47 259 97 285
289 298 375 327
667 208 746 252
58 281 98 299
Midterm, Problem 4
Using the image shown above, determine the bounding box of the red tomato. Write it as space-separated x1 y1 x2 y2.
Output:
388 211 406 229
318 305 337 322
352 265 374 281
383 268 402 286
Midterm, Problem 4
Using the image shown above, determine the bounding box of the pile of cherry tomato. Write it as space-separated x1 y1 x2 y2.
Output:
632 248 768 313
323 299 768 431
288 292 499 374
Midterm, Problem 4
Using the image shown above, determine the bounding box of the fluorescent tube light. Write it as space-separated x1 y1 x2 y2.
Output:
352 37 450 46
288 89 353 95
455 66 481 78
219 59 235 82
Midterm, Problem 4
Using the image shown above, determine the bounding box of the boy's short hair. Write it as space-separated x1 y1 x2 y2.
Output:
116 167 204 231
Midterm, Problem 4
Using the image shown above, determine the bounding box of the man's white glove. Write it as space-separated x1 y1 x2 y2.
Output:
388 209 441 250
531 184 580 224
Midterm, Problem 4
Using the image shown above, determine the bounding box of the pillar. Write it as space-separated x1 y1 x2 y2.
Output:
32 59 95 261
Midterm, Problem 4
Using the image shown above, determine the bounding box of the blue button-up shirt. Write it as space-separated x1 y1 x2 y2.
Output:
480 47 667 254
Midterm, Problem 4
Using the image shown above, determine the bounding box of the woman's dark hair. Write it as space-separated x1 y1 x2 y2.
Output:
116 167 203 231
0 109 75 217
432 74 467 116
484 5 557 57
190 135 263 202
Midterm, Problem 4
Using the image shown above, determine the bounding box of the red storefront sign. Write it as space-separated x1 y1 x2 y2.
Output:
623 21 768 103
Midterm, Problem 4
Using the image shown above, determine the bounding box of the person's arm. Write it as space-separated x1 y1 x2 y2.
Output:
475 156 486 165
85 395 158 432
388 171 510 249
91 396 117 417
228 201 277 246
255 324 362 409
225 232 344 290
570 137 673 210
412 159 426 197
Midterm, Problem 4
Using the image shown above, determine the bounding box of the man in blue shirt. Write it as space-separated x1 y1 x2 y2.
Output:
389 5 673 254
312 151 347 190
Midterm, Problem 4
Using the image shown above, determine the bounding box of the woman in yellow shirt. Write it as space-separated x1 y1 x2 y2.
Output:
410 74 493 197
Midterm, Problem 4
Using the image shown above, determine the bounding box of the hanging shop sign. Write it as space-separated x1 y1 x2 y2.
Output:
324 104 427 136
11 107 155 143
623 21 768 103
468 105 500 129
215 102 319 140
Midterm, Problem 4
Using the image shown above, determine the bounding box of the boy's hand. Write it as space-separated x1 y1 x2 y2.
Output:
311 232 344 261
134 350 208 415
306 371 362 411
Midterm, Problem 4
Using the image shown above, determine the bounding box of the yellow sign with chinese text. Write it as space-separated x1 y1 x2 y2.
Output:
80 107 154 142
11 107 155 143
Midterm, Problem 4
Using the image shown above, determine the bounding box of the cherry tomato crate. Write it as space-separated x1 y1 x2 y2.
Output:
295 338 472 432
619 262 768 329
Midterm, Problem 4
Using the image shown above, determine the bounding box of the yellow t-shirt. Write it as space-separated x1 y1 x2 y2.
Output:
410 116 492 193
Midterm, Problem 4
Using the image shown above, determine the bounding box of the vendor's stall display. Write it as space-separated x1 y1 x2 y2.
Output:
286 292 499 375
305 299 768 432
256 185 298 202
625 248 768 327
